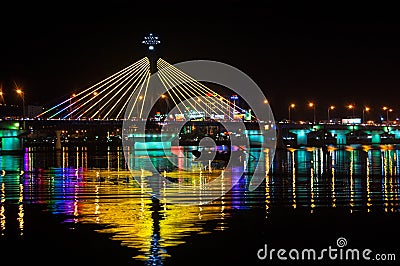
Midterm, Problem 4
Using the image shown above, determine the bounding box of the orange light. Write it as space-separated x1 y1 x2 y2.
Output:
139 95 143 100
383 106 388 111
264 99 269 104
161 94 166 99
290 103 295 108
347 104 354 109
93 91 98 96
72 93 76 97
329 105 335 110
308 102 314 108
16 89 23 95
365 107 370 112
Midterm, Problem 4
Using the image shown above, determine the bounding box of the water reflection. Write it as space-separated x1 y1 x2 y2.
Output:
0 144 400 264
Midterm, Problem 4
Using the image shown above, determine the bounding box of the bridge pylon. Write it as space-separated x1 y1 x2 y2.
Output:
142 33 160 74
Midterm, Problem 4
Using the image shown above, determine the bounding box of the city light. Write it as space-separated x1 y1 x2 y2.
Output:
328 105 335 121
288 103 295 121
382 106 393 123
347 104 355 118
363 106 370 123
308 102 316 123
15 88 25 126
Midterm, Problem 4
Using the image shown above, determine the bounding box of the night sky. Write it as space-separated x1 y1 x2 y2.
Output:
1 2 400 121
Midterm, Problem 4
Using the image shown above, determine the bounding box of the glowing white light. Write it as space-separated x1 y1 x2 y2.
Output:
142 33 160 50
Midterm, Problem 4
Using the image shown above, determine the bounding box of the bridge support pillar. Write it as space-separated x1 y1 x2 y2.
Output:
336 133 346 145
55 130 62 150
290 129 310 146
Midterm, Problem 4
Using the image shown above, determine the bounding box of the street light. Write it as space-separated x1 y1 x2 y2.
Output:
382 106 393 124
347 104 355 118
136 95 144 119
308 102 315 123
288 103 295 122
327 105 335 122
16 89 25 118
161 94 168 115
0 90 4 104
69 93 76 119
363 107 370 123
93 91 100 119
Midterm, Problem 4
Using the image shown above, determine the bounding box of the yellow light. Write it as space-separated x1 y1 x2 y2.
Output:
139 95 143 100
93 91 98 96
161 94 166 99
308 102 314 108
16 89 23 95
389 109 393 112
383 106 388 111
365 107 370 112
197 98 201 102
72 93 76 97
329 105 335 110
264 99 269 104
0 91 3 96
290 103 295 108
347 104 354 109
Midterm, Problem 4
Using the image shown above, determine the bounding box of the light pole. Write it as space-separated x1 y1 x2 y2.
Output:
308 102 315 124
16 88 25 130
328 105 335 122
382 106 393 124
161 94 168 116
264 99 271 122
93 91 99 119
288 103 295 122
0 90 4 104
363 107 370 124
347 104 355 118
137 95 143 120
16 89 25 118
69 93 76 119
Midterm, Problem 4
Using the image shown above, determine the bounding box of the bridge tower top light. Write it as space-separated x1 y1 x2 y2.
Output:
142 33 160 51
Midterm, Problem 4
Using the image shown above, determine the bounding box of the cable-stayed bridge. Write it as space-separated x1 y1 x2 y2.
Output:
36 57 257 123
1 34 277 153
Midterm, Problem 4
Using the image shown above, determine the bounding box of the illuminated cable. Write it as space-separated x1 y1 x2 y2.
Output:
37 57 147 118
89 60 150 119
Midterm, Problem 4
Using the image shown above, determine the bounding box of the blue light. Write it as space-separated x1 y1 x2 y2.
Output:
149 45 154 50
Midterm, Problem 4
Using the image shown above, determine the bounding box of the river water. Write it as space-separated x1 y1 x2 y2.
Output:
0 144 399 265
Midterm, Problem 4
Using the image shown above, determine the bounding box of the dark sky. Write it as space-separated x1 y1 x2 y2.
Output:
1 2 400 121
